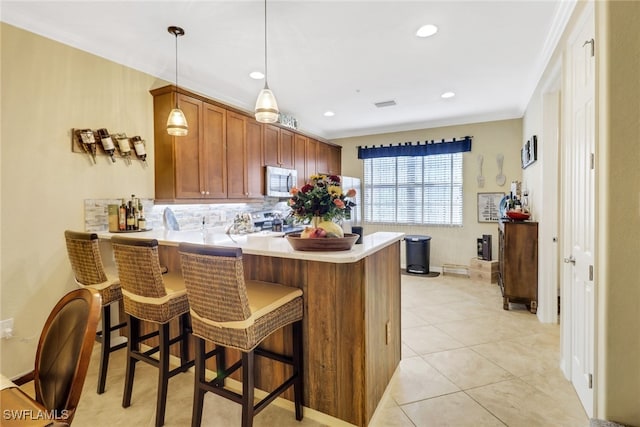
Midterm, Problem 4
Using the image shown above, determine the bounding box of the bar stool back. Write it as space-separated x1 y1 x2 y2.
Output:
178 243 304 427
64 230 127 395
111 236 193 427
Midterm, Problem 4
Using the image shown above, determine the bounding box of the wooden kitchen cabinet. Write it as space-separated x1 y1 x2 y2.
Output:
498 221 538 313
317 141 341 175
152 90 227 200
293 134 308 187
305 138 318 177
263 124 294 169
226 111 264 199
152 85 339 202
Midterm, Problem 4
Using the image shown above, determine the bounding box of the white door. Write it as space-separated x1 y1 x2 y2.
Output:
561 2 595 416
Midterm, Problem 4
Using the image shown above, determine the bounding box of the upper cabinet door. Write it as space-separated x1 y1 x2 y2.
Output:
201 103 227 198
279 128 295 169
174 94 205 199
263 124 280 167
227 111 264 199
305 138 318 177
245 117 264 197
226 111 246 199
263 124 294 169
328 144 341 175
293 134 308 188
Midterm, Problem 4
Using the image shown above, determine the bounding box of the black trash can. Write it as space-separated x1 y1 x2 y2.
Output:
405 235 431 274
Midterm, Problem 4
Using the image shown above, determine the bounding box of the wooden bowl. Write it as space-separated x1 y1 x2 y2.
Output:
286 233 359 251
506 210 531 221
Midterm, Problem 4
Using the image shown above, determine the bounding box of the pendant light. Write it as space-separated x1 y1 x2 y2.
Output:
167 26 188 136
254 0 279 123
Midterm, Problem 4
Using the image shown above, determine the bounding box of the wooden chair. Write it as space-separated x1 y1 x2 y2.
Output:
64 230 128 394
111 236 193 427
12 288 101 425
178 243 304 427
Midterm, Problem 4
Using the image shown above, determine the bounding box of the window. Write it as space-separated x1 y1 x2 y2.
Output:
363 153 463 225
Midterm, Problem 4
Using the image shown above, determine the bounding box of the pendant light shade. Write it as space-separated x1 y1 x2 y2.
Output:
255 0 279 123
255 84 279 123
167 108 188 136
167 26 188 136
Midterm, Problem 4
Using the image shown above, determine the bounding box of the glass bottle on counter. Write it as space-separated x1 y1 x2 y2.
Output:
119 199 127 231
138 202 146 231
126 199 135 230
97 128 116 163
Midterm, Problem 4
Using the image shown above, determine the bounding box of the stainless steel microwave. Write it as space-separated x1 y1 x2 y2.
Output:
265 166 297 197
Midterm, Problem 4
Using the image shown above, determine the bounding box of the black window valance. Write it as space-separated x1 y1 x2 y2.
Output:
357 136 472 159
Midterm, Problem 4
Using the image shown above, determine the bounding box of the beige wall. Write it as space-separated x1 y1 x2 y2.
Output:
334 119 523 269
0 23 161 377
597 1 640 424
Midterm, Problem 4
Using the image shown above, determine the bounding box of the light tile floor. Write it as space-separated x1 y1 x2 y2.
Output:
69 273 588 426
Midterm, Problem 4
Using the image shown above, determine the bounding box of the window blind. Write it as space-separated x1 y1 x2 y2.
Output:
364 153 463 226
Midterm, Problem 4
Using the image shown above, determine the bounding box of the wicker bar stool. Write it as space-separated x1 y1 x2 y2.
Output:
178 243 304 427
64 230 128 395
111 236 194 427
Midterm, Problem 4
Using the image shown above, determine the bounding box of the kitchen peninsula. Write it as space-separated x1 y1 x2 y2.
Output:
98 230 403 426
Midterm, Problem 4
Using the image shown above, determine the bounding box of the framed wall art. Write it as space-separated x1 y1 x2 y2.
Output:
477 192 504 222
521 135 538 169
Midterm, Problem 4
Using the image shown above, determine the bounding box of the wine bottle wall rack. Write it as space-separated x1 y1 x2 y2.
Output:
71 128 148 166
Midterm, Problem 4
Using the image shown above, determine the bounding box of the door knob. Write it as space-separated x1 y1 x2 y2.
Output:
564 255 576 264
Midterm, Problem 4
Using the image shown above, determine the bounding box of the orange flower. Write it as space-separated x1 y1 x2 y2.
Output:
333 199 345 209
290 187 299 195
346 188 356 198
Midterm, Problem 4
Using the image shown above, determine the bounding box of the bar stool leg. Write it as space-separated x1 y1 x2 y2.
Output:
179 313 190 371
241 351 255 427
292 320 304 420
191 337 206 427
156 323 170 427
97 305 111 394
214 346 226 388
122 315 139 408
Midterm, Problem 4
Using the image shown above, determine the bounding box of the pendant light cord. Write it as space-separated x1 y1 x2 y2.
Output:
174 30 179 108
264 0 269 90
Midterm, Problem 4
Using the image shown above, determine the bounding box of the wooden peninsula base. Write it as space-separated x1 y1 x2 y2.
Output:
100 231 403 426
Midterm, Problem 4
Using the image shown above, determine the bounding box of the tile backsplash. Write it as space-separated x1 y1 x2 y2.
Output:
84 199 290 232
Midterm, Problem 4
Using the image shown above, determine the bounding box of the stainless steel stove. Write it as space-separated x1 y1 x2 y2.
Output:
251 211 304 235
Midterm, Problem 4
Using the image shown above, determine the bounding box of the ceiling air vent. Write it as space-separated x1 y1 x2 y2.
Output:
374 100 397 108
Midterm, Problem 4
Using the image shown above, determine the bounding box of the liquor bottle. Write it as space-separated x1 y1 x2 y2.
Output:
137 202 146 230
118 199 127 231
130 136 148 165
127 200 135 231
97 128 116 163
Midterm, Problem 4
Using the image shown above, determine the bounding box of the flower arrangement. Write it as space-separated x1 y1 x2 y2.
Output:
288 174 356 224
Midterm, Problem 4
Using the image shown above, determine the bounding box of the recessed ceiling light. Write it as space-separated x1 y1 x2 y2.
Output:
441 91 455 99
324 111 335 117
416 24 438 38
249 71 264 80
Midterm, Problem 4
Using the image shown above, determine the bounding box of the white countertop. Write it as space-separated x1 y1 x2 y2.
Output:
98 229 404 264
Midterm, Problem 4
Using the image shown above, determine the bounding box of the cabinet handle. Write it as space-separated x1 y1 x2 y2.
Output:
201 191 205 195
564 255 576 265
205 191 210 195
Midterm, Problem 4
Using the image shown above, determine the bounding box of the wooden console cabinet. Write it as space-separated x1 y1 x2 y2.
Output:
498 221 538 313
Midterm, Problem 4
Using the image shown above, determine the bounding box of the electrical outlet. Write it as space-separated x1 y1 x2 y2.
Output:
0 318 14 339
